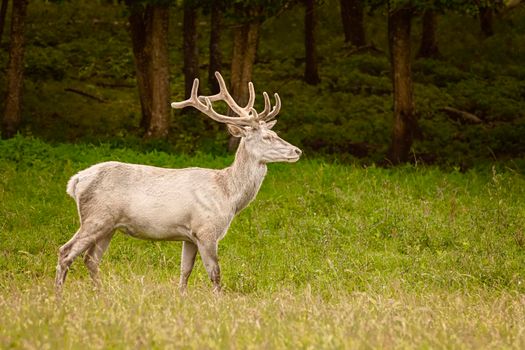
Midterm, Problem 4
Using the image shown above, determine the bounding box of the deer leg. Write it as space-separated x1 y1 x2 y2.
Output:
55 219 114 293
197 241 221 293
83 233 114 288
56 229 86 290
179 241 198 293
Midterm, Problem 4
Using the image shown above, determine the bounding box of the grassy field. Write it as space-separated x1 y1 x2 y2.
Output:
1 137 525 349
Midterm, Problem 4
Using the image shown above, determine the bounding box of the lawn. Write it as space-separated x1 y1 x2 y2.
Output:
1 137 524 349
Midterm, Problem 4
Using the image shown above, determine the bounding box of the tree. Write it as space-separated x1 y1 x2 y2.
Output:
0 0 9 46
226 1 289 151
228 20 260 150
340 0 366 47
366 0 468 164
183 0 199 100
229 8 261 111
304 0 320 85
125 0 170 139
479 5 494 37
386 5 416 164
417 9 440 58
1 0 28 139
226 6 262 150
208 1 223 93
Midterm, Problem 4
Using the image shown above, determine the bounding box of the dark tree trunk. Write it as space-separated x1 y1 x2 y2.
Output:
126 2 170 139
0 0 9 46
127 2 153 131
479 6 494 37
228 20 261 151
183 0 199 100
146 5 170 139
340 0 366 47
1 0 28 139
386 7 416 165
208 2 222 94
230 22 259 114
417 9 440 58
304 0 320 85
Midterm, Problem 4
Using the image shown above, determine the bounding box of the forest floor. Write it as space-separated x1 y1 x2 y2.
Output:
1 137 524 348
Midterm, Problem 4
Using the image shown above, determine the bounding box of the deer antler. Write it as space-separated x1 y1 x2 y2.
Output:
171 72 281 126
258 91 281 122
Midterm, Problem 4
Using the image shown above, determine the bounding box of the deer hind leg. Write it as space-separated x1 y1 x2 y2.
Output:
197 241 221 293
84 233 114 288
55 218 114 293
179 241 198 293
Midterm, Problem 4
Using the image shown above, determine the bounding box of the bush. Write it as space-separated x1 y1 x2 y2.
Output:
25 47 69 81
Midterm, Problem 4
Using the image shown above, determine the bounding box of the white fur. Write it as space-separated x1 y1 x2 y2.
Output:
55 73 302 294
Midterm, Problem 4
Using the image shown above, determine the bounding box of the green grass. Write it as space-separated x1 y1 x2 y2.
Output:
1 136 525 348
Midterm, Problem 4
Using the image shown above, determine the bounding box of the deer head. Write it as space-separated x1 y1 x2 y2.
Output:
171 72 302 163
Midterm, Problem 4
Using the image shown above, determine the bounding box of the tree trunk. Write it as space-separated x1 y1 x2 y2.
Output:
304 0 320 85
228 20 261 151
145 5 170 139
127 2 153 131
417 9 439 58
208 2 222 94
0 0 9 46
183 0 199 100
126 2 170 139
479 6 494 37
1 0 28 139
386 7 416 165
340 0 366 47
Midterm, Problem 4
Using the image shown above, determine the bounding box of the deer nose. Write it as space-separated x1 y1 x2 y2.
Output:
294 148 302 156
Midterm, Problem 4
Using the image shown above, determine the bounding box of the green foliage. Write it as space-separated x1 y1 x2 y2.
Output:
24 47 69 81
365 0 503 13
413 59 468 86
449 77 525 121
221 0 291 24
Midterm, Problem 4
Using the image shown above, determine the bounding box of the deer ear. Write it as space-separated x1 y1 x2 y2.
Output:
266 120 277 129
227 124 247 137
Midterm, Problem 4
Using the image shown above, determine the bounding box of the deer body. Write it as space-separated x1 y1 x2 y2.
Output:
67 144 266 243
55 72 301 293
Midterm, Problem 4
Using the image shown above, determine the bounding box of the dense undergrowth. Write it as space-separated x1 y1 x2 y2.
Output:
0 1 524 166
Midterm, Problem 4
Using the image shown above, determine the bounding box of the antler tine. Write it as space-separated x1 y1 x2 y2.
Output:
206 72 246 116
246 82 256 112
260 93 281 121
207 72 256 115
249 107 259 120
258 92 271 119
206 71 228 101
171 78 201 109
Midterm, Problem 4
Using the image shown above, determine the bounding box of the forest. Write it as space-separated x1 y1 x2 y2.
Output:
0 0 523 166
1 0 525 349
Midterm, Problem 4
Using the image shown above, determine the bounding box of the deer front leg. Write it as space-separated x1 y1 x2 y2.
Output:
197 241 221 293
179 241 198 293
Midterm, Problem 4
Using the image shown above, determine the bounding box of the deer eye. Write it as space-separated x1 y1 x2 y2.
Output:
263 135 272 141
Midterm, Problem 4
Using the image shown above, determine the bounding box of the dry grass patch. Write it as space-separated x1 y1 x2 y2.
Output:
1 276 524 349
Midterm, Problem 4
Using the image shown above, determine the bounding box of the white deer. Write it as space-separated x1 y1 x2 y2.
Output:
55 72 301 293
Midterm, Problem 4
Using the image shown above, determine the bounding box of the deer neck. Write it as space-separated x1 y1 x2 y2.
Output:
225 139 267 214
